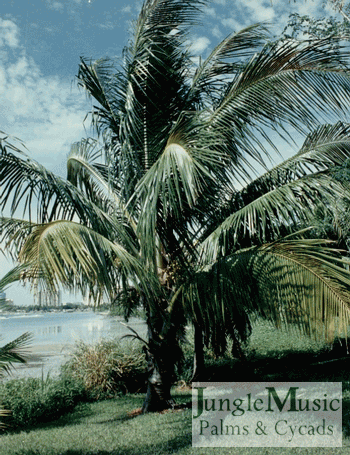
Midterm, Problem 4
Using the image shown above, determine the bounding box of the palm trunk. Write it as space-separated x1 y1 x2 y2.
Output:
142 348 175 413
141 310 177 413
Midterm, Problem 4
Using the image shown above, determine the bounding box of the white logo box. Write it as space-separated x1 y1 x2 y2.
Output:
192 382 342 447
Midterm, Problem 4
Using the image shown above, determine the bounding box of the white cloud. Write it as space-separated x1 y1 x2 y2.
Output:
121 5 132 14
295 1 324 18
236 1 271 22
52 1 64 11
0 17 90 173
188 36 211 55
204 7 217 17
222 0 275 29
211 25 223 39
46 0 64 11
0 18 19 48
97 22 115 30
220 0 330 36
45 0 84 10
221 17 244 32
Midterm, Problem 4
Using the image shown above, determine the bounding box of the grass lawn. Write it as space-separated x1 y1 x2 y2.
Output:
2 321 350 454
0 390 349 455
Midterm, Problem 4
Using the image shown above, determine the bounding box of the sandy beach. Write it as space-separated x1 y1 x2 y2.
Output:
8 342 75 380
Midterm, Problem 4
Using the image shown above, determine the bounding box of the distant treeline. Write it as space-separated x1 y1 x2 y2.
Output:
3 302 113 312
8 303 84 312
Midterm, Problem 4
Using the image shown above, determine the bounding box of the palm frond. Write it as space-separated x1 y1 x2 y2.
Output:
134 114 225 262
190 24 270 105
0 330 32 428
0 408 11 429
0 264 30 292
249 122 350 187
115 1 208 170
77 58 123 137
0 131 28 155
200 171 347 262
0 143 138 252
201 122 350 256
3 2 350 378
0 217 36 261
0 332 33 379
134 0 207 36
210 37 350 182
250 239 350 341
15 220 157 304
185 238 350 349
67 138 137 232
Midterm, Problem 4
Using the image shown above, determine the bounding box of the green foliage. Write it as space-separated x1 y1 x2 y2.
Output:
0 376 86 431
61 339 147 399
3 0 350 410
109 298 147 321
0 333 32 380
0 390 350 455
0 395 194 455
298 158 350 246
0 278 33 427
2 1 350 346
282 12 349 41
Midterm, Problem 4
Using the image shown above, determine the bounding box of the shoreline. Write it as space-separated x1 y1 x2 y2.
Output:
8 343 75 380
2 313 148 381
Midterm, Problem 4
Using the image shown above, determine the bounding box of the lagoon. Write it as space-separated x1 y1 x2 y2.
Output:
0 310 147 379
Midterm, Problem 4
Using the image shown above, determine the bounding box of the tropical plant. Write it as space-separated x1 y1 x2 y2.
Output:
326 0 350 23
0 332 31 428
281 11 350 42
62 339 147 398
0 332 31 382
2 0 350 412
0 276 32 427
0 376 86 430
281 0 350 43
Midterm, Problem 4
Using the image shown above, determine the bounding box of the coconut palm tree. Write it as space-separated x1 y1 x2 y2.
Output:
2 0 350 412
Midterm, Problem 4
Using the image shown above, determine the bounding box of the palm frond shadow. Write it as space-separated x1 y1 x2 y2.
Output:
12 430 193 455
0 404 94 436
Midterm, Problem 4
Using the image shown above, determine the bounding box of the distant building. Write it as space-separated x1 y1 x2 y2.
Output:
37 290 63 307
83 293 95 306
0 290 13 308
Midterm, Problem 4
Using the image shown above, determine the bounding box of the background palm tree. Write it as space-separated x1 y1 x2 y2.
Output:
2 0 350 411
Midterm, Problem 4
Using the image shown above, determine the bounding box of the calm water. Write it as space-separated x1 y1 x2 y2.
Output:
0 311 147 378
0 310 146 346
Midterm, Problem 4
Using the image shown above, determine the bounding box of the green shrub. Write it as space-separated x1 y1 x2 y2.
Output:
0 376 86 431
61 339 147 399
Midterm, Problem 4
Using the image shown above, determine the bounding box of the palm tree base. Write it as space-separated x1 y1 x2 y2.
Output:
141 371 175 413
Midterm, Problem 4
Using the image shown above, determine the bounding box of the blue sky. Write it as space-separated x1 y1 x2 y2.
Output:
0 0 340 305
